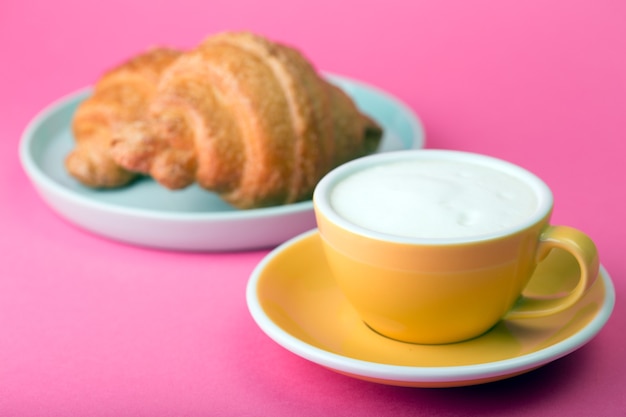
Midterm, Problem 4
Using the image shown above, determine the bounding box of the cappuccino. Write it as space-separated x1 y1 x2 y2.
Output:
314 150 596 344
329 159 540 239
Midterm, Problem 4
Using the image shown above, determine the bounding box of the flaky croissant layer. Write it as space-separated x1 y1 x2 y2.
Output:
65 48 182 188
68 31 383 209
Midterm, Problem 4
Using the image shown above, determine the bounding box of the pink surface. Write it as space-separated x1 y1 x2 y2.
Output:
1 0 624 415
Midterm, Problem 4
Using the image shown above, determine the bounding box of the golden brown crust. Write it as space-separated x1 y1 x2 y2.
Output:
65 47 182 188
109 32 383 208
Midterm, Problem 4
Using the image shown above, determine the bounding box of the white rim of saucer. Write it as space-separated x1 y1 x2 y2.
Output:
312 149 554 245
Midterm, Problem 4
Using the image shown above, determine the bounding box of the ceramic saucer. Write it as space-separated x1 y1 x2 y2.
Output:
19 74 424 251
246 230 615 387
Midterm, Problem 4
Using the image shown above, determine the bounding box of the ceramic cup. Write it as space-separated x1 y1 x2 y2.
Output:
313 150 599 344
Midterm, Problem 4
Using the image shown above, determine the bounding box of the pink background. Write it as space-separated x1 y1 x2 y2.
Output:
1 0 624 415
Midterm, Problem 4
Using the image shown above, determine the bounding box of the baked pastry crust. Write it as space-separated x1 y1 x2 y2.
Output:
68 32 382 209
65 48 182 187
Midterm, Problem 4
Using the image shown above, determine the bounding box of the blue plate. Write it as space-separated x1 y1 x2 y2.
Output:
19 74 425 251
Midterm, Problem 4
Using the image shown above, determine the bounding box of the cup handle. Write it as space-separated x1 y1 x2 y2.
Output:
504 225 600 320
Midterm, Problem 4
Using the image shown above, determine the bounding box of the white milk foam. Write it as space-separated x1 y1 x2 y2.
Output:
330 160 539 239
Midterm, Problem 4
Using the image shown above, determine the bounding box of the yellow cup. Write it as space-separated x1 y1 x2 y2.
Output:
313 150 599 344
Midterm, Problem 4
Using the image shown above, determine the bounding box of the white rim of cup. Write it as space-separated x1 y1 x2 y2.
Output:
312 149 554 245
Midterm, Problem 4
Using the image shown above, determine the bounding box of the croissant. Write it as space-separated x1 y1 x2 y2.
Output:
109 32 382 209
65 47 182 187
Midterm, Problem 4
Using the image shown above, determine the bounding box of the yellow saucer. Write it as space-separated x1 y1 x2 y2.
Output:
246 230 614 387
